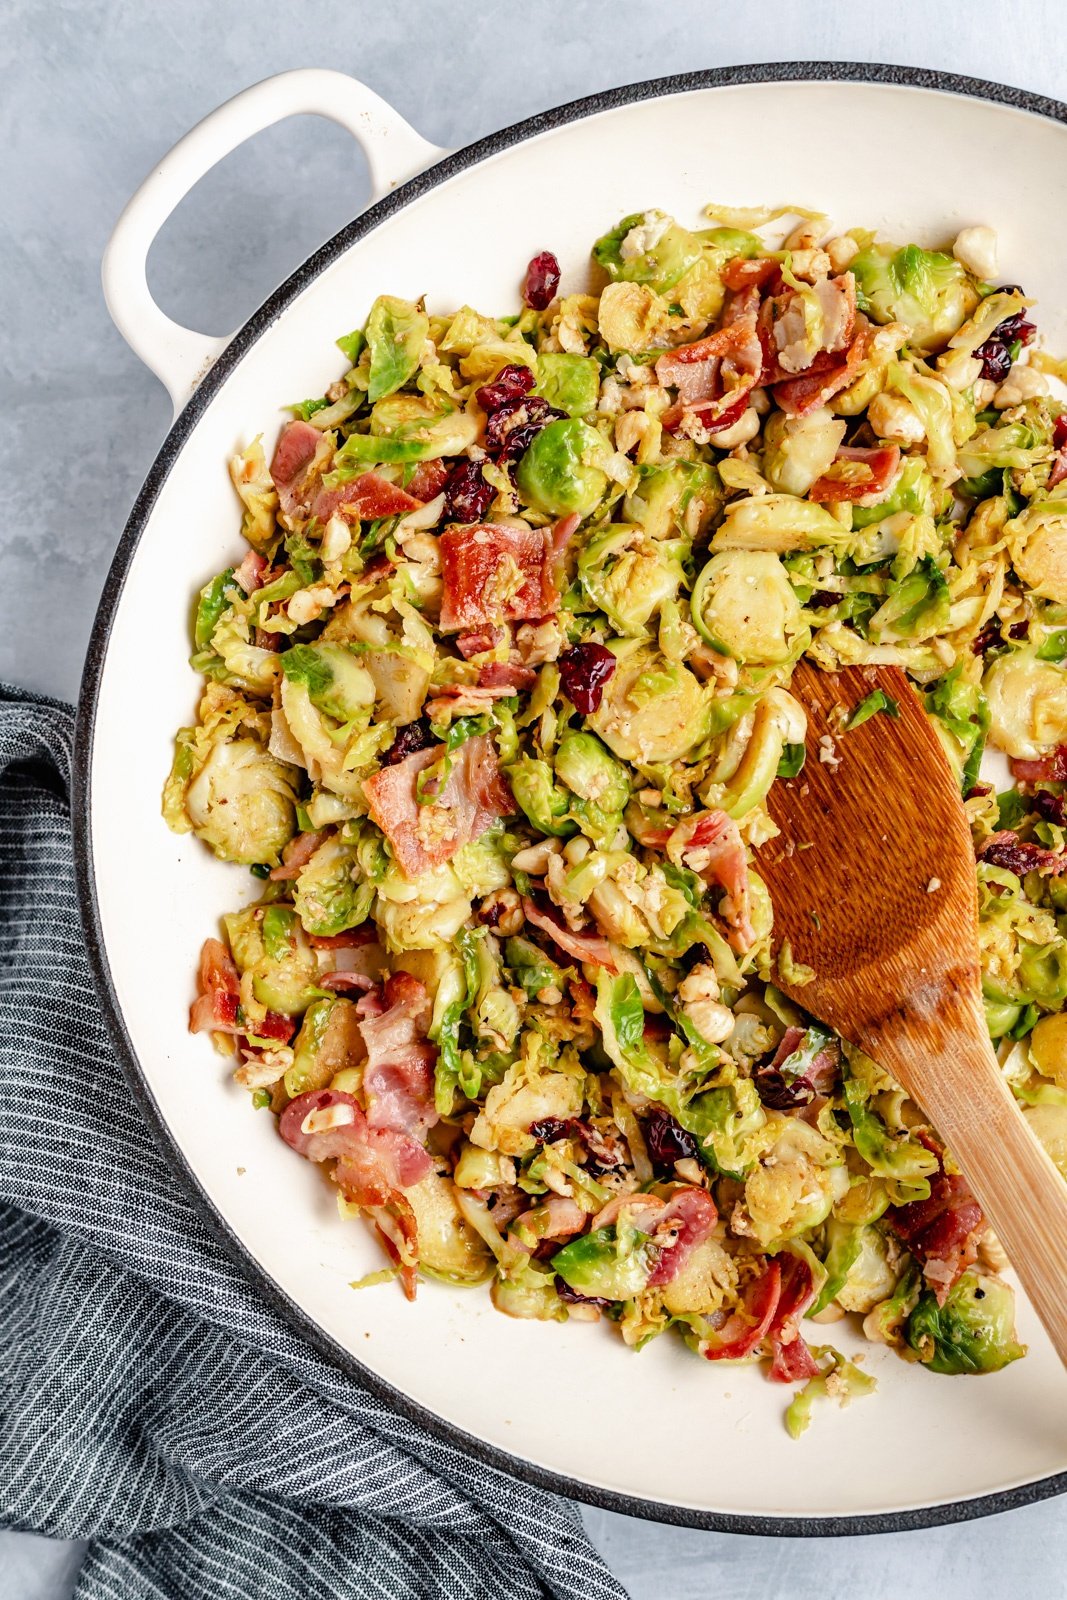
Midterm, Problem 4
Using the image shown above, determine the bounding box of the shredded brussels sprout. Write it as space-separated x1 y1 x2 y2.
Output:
169 206 1067 1427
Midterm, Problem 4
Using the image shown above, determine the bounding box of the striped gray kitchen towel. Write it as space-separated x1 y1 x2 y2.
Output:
0 690 628 1600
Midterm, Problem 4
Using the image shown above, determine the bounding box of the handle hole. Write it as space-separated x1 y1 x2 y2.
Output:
146 116 373 337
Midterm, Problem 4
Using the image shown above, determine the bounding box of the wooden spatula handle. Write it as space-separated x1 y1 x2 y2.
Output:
868 1000 1067 1365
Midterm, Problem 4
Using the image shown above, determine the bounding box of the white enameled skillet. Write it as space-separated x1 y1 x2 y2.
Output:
78 63 1067 1532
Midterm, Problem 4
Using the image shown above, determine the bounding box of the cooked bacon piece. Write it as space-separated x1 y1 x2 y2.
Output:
269 829 327 882
477 660 538 692
511 1194 588 1249
756 1026 841 1111
658 301 763 429
773 323 869 416
253 1011 297 1043
702 1258 783 1361
308 927 379 950
318 971 376 993
279 1088 430 1298
766 273 856 378
311 471 421 526
1011 746 1067 785
270 420 329 517
668 809 754 951
189 937 240 1033
438 522 561 633
406 458 452 501
809 444 901 504
359 972 438 1139
645 1188 718 1288
720 255 781 293
521 897 618 973
423 684 522 721
234 549 269 594
887 1136 984 1304
978 830 1067 877
456 625 508 659
766 1254 819 1383
363 734 513 879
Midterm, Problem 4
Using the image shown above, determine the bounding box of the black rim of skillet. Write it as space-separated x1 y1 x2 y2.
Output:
74 61 1067 1537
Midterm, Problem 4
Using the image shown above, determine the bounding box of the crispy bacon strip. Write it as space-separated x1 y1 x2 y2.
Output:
1011 746 1067 785
521 898 617 973
359 972 438 1139
312 471 422 525
668 810 754 951
809 444 901 504
363 734 513 879
702 1258 783 1361
773 323 869 416
439 522 561 633
766 1255 819 1383
279 1089 431 1299
978 830 1067 877
645 1189 718 1288
887 1135 984 1304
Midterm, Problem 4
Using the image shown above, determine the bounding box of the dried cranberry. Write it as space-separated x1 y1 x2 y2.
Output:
972 620 1001 655
996 284 1025 296
523 251 561 311
1008 620 1029 640
980 833 1049 876
558 642 617 715
555 1275 612 1310
530 1117 577 1144
808 590 839 610
383 717 435 765
1033 789 1067 826
475 364 536 413
642 1108 699 1174
484 394 562 460
755 1070 816 1111
995 310 1036 349
976 337 1012 383
1054 414 1067 451
444 460 494 523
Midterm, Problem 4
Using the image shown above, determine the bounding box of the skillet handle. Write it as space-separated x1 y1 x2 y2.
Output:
101 69 446 418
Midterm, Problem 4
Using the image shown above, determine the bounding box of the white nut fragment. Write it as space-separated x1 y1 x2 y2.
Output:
787 248 832 282
937 351 984 393
868 391 926 445
478 887 524 937
287 583 342 625
953 224 998 280
994 363 1049 409
301 1102 356 1136
826 235 860 272
707 407 761 450
510 839 564 875
320 514 352 562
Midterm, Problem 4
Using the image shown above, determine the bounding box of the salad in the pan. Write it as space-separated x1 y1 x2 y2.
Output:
166 204 1067 1429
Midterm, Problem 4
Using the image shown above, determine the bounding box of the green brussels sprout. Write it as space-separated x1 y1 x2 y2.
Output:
281 644 376 724
578 525 686 635
885 363 957 471
1006 504 1067 605
834 1224 898 1314
552 1220 655 1301
251 905 320 1015
228 438 279 554
850 242 979 353
222 906 265 973
868 557 951 644
925 666 989 791
843 1066 940 1186
712 493 853 555
453 1143 512 1190
588 645 709 764
985 996 1025 1039
761 409 846 498
506 756 577 837
506 935 567 1000
293 833 373 937
365 294 430 403
405 1170 493 1285
983 650 1067 760
659 1233 739 1317
906 1273 1025 1374
623 462 719 541
691 550 803 664
491 1256 568 1321
514 418 608 517
182 732 298 867
335 398 478 468
555 732 630 814
536 352 601 417
705 688 807 820
1017 938 1067 1008
685 1078 768 1179
285 996 363 1098
592 210 704 292
743 1119 846 1245
194 568 237 650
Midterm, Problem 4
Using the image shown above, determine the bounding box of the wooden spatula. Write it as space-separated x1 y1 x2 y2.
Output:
757 657 1067 1365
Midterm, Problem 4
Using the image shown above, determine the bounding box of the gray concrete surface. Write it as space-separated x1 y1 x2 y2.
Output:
2 2 1066 1594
